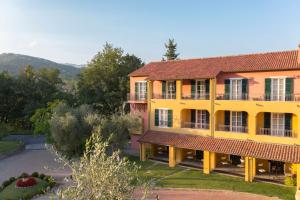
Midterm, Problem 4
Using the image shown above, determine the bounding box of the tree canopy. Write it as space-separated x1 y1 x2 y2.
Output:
77 43 143 116
163 38 179 61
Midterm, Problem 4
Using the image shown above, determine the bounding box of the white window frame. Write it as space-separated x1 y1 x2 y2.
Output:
195 110 208 129
166 81 176 99
231 111 244 132
195 80 206 99
270 77 286 101
136 81 147 100
158 108 169 128
271 113 285 136
229 78 243 100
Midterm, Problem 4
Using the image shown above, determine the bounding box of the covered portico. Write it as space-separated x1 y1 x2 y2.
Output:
139 130 300 187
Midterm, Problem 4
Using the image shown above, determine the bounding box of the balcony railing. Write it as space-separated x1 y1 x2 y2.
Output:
217 124 248 133
216 93 300 102
182 122 209 129
257 128 295 138
182 93 210 100
127 93 147 101
216 93 248 100
152 93 176 99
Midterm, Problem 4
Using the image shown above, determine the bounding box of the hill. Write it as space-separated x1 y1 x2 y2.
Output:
0 53 82 79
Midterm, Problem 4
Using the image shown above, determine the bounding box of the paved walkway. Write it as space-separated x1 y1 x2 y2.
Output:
134 189 279 200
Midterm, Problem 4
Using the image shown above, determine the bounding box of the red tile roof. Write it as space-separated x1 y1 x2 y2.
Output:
139 130 300 163
129 50 300 80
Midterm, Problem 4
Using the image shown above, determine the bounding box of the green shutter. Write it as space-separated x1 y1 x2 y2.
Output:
224 111 230 126
173 81 177 99
264 112 271 128
242 79 248 100
205 110 210 127
162 81 166 98
135 82 138 99
191 80 195 99
224 79 230 100
265 78 271 101
191 109 196 128
168 110 173 127
242 112 248 127
155 109 159 126
205 79 210 99
285 113 292 131
285 78 293 101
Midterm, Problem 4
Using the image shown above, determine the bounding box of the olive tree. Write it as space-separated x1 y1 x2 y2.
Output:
57 130 150 200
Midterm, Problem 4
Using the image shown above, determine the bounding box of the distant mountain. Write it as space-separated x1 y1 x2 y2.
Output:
0 53 82 79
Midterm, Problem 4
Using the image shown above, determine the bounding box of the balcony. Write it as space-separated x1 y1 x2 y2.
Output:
216 93 300 102
257 128 295 138
217 125 248 133
181 122 209 130
182 93 210 100
127 93 147 103
152 93 176 100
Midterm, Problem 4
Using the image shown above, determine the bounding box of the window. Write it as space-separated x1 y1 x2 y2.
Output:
135 81 147 100
166 81 176 99
271 113 285 136
196 80 206 99
230 79 242 100
159 109 169 127
231 111 243 132
196 110 208 129
271 78 285 101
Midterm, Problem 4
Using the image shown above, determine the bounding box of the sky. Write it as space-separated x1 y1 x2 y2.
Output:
0 0 300 65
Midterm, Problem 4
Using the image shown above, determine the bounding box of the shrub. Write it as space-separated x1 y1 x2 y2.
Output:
16 177 37 187
19 172 29 178
31 172 39 177
8 177 16 183
2 180 11 188
284 175 297 186
39 173 45 179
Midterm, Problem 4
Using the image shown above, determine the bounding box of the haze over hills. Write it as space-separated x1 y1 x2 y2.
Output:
0 53 83 79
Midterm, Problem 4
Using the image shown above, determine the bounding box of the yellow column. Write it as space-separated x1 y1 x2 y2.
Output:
248 114 256 137
210 152 216 170
175 148 184 163
210 78 216 137
176 80 182 100
150 144 157 157
140 143 146 161
204 151 213 174
169 146 176 167
245 156 254 182
252 157 256 177
147 81 153 131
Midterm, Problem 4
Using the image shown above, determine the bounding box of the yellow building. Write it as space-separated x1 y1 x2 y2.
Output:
128 45 300 192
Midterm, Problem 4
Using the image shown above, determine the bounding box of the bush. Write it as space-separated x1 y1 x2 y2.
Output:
2 180 11 188
16 177 37 187
19 172 29 178
31 172 39 177
284 175 297 186
38 173 45 179
8 177 15 183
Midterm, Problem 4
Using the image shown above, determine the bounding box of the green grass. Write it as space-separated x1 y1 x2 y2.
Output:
0 178 49 200
0 123 33 139
0 141 23 155
128 156 296 200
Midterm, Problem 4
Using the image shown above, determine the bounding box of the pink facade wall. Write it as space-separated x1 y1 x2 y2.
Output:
130 134 141 151
216 70 300 99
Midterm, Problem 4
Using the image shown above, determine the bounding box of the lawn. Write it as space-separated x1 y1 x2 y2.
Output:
129 156 296 200
0 178 49 200
0 141 23 156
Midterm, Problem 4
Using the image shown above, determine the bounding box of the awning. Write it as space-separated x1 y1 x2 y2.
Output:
138 130 300 163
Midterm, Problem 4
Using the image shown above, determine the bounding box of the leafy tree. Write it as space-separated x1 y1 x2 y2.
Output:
49 103 101 156
30 100 62 142
97 114 141 152
163 38 179 60
78 43 143 116
57 130 150 200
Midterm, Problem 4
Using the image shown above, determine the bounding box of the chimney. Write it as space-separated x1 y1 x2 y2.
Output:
298 44 300 64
